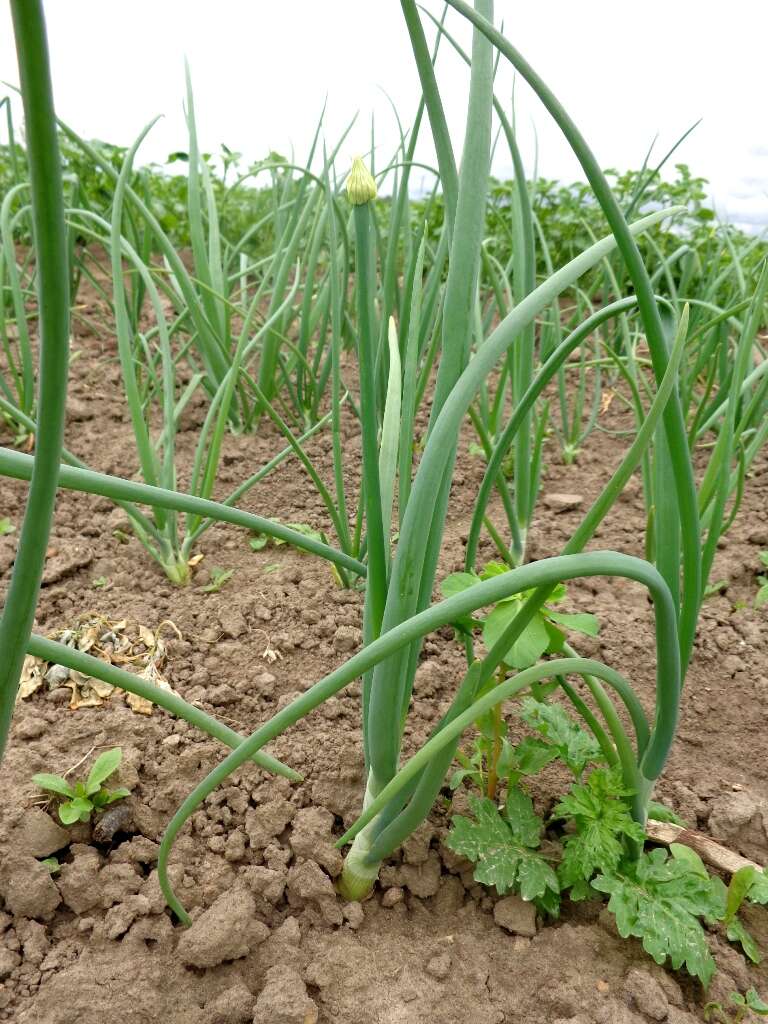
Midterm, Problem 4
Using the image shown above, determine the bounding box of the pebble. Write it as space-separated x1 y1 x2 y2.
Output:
623 969 669 1022
543 492 584 512
252 965 318 1024
493 894 537 937
425 952 452 979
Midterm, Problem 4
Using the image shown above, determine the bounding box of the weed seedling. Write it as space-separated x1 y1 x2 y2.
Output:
33 747 130 825
202 567 234 593
0 517 15 536
705 989 768 1022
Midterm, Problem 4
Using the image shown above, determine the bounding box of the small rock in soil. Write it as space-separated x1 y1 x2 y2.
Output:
0 854 61 920
224 828 247 863
381 886 404 908
260 916 302 969
110 835 160 864
288 806 343 877
0 948 21 980
92 801 135 843
13 809 70 858
332 624 361 652
708 789 768 861
241 865 287 905
395 850 442 898
342 902 364 929
177 887 268 968
623 968 668 1021
543 493 584 513
104 894 151 939
218 607 247 639
16 919 49 965
98 862 143 908
203 981 255 1024
287 860 336 903
252 965 318 1024
244 797 296 850
493 894 537 937
425 952 452 979
402 822 436 865
41 544 93 585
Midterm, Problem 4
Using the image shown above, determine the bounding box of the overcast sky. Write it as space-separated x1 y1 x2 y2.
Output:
1 1 767 231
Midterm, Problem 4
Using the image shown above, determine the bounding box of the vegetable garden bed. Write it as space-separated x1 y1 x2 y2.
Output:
0 277 766 1021
2 2 768 1021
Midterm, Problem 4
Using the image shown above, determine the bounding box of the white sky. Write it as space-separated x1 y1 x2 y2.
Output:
1 1 767 231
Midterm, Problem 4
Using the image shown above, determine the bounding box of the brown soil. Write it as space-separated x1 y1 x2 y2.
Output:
1 279 767 1024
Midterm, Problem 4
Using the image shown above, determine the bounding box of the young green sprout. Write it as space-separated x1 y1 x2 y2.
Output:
33 747 130 825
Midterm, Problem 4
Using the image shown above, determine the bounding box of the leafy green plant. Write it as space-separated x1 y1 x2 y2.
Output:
553 766 645 898
449 716 764 986
33 747 130 825
442 566 599 670
705 989 768 1022
249 519 326 552
0 517 15 535
594 846 724 985
202 567 234 593
447 789 559 910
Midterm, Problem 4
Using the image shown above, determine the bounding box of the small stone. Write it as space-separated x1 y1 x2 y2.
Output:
623 970 669 1022
14 718 46 740
342 902 364 929
41 544 93 585
218 607 247 639
57 844 102 913
332 625 361 653
0 855 61 920
177 887 267 968
224 829 247 863
67 397 94 422
204 982 255 1024
288 806 343 877
493 895 537 937
242 866 286 905
16 920 49 965
245 797 296 850
402 823 435 866
260 916 302 968
397 851 441 898
110 836 160 865
708 790 767 861
13 810 69 858
543 493 584 513
381 886 404 908
287 860 336 903
104 895 151 939
425 952 451 979
98 862 143 908
92 801 135 843
252 965 318 1024
0 948 21 980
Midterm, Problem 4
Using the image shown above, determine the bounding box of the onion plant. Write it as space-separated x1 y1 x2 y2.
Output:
0 0 364 761
150 0 706 918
